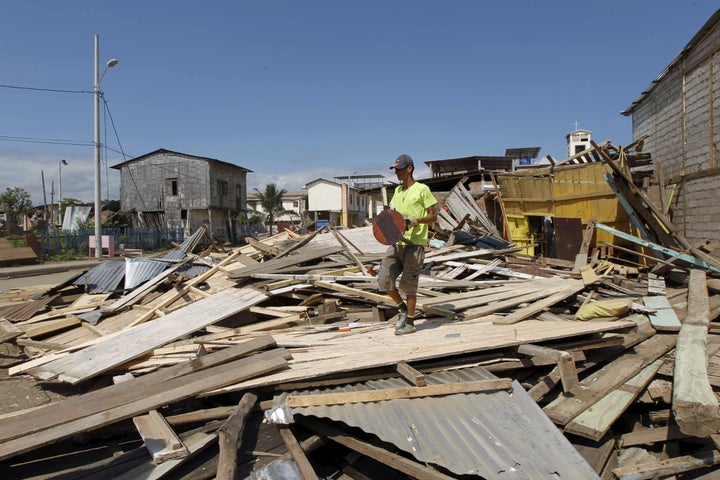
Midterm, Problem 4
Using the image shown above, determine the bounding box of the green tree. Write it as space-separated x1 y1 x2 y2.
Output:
104 209 136 228
254 183 292 232
59 197 82 222
235 209 265 228
0 187 33 229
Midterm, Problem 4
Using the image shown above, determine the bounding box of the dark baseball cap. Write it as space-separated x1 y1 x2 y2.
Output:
390 154 414 170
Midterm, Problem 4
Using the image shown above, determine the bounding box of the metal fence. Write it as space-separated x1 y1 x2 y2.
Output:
38 227 187 258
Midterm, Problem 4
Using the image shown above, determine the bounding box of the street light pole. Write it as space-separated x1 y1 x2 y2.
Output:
94 34 101 257
93 34 117 257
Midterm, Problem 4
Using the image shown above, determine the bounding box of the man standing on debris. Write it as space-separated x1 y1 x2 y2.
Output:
379 154 438 335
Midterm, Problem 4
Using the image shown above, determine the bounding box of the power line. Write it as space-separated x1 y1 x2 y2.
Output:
0 83 91 94
0 135 93 147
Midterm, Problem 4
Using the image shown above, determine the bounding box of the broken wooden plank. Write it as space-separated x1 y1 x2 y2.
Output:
611 449 720 480
216 392 257 480
285 379 513 407
620 424 687 447
309 280 457 318
277 425 319 480
227 246 344 279
0 335 277 443
26 286 270 384
492 279 585 325
0 348 288 461
396 361 426 387
543 334 676 426
642 295 681 331
564 357 664 441
22 316 80 338
673 268 720 437
133 409 189 463
102 257 193 314
646 273 666 295
573 219 596 273
517 343 578 392
112 431 217 480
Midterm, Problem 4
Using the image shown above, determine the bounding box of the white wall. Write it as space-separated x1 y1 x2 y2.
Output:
308 181 343 211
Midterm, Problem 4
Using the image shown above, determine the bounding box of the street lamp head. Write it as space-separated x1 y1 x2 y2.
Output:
106 58 118 68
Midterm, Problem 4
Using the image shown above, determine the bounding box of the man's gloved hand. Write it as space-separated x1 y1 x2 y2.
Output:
405 216 419 229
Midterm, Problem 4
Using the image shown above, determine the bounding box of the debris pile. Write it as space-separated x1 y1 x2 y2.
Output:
1 144 719 479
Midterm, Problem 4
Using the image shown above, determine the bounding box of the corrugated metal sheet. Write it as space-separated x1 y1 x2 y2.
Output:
176 263 210 279
73 261 125 294
124 258 169 290
0 294 59 321
283 366 598 479
62 205 92 231
158 225 207 262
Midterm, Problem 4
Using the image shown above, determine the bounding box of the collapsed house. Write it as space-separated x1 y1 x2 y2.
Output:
1 141 720 480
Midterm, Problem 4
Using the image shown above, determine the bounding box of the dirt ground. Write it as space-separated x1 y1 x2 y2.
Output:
0 268 89 418
0 342 76 418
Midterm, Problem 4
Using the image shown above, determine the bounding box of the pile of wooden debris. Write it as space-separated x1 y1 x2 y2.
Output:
1 173 720 479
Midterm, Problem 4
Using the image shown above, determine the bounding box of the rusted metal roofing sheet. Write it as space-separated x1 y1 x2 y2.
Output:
124 258 169 290
284 366 598 479
0 294 59 321
73 261 125 294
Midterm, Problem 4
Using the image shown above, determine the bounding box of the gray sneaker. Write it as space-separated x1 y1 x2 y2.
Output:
394 311 408 329
395 321 416 335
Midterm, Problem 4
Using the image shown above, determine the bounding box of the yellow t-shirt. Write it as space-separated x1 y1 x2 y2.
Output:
390 182 437 245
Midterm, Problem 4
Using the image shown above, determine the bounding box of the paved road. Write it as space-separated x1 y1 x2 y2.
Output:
0 269 89 291
0 259 101 293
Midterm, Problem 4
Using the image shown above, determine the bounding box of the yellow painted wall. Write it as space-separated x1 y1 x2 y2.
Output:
497 163 630 247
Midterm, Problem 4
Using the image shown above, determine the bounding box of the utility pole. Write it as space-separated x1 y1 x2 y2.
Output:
41 171 48 222
50 181 55 226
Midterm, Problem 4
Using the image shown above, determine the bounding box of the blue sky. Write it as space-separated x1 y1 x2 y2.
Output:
1 1 718 206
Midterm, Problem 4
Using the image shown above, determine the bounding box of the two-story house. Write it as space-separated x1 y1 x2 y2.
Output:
304 178 370 229
111 149 252 243
246 190 309 232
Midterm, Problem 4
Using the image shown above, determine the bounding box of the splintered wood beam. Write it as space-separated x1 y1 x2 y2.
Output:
216 392 257 480
277 425 319 480
285 379 512 407
564 357 664 441
543 334 676 426
516 344 578 392
133 409 189 463
673 269 720 437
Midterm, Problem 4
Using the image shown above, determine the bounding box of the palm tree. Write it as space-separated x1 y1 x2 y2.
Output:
254 183 291 233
